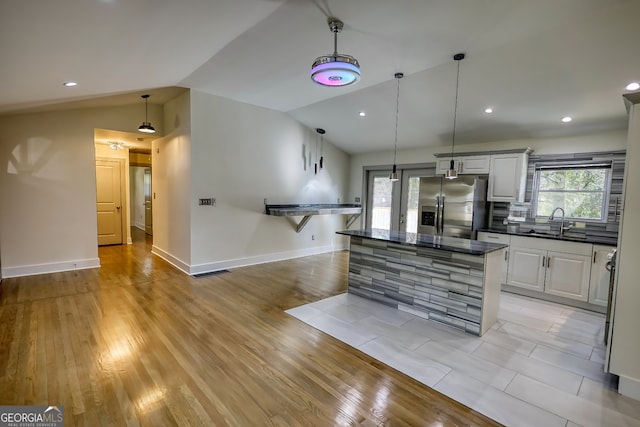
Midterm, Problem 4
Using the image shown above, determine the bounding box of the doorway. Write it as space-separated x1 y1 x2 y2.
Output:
96 158 126 245
129 149 152 239
365 165 433 232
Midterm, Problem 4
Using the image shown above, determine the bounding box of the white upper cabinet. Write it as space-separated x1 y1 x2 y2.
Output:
488 153 529 202
435 155 490 175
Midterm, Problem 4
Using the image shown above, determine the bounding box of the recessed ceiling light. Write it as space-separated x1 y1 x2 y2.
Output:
561 116 573 123
626 82 640 91
484 107 493 114
63 81 77 87
359 111 366 117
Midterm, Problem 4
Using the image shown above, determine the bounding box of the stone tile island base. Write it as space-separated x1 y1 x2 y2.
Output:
345 235 504 336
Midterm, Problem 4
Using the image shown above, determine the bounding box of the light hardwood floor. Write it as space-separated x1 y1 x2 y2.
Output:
0 229 499 426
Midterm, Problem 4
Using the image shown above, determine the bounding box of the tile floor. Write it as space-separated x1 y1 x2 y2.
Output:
286 291 640 427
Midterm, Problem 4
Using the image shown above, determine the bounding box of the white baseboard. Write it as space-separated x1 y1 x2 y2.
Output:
189 243 348 276
151 245 190 274
1 258 101 279
619 375 640 401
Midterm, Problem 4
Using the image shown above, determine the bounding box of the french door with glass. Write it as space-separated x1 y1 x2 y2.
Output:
365 167 430 232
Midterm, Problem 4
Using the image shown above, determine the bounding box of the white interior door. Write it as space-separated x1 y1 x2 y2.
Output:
96 158 124 245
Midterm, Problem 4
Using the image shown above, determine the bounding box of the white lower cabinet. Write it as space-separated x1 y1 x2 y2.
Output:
507 246 546 291
506 236 592 302
544 251 591 301
477 232 510 285
589 245 613 306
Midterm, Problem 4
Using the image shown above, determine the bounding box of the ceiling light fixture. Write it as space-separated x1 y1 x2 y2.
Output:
445 53 465 180
109 141 124 150
484 107 493 114
626 82 640 91
359 111 366 117
389 72 403 182
561 116 573 123
63 81 77 87
138 94 156 134
311 18 360 87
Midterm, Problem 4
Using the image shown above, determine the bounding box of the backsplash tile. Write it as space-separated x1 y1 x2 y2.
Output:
489 150 625 245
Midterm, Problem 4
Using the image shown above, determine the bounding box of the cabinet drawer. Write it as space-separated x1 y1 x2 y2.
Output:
478 232 511 245
509 235 592 256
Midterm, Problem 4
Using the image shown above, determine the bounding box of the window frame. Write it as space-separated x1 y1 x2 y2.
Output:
531 161 612 223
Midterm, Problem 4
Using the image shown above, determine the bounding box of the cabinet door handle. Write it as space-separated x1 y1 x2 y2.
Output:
542 256 545 268
593 252 597 263
505 250 508 261
547 256 551 268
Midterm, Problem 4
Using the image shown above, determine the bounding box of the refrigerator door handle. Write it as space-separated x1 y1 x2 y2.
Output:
435 196 440 235
439 196 445 235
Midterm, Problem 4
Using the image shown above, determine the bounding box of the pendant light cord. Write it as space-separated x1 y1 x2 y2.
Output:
393 75 401 166
451 57 462 160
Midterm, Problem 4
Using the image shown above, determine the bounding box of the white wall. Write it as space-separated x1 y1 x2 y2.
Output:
609 95 640 400
348 129 628 214
0 104 163 277
188 90 351 273
151 91 192 272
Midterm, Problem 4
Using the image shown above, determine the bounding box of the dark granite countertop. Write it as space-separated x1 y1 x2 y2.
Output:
337 229 507 255
479 228 617 246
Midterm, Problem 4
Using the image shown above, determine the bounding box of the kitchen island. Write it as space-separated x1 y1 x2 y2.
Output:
336 229 507 336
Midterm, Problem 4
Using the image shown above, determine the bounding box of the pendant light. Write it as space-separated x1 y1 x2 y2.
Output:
445 53 465 179
311 18 360 87
389 72 403 182
138 94 156 134
316 128 326 169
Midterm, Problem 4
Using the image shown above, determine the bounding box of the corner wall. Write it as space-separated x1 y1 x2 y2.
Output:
609 95 640 400
151 91 192 272
188 90 351 273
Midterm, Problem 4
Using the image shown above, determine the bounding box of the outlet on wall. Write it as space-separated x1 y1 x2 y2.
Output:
312 235 315 240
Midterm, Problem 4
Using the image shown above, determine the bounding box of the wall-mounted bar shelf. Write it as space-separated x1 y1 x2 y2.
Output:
265 204 362 233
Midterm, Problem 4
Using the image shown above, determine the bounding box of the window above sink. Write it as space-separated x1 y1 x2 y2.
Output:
532 162 612 223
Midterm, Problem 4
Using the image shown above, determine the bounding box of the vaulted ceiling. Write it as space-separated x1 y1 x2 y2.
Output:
2 0 639 154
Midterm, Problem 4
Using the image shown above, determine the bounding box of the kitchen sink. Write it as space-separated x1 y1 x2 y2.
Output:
522 230 586 240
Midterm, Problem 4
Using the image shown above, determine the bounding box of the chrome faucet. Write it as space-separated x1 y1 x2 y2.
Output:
549 207 566 236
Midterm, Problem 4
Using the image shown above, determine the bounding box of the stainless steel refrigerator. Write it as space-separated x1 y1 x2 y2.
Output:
417 176 488 239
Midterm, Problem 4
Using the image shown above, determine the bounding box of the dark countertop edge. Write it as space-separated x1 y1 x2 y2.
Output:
265 204 362 216
479 228 617 246
337 230 507 256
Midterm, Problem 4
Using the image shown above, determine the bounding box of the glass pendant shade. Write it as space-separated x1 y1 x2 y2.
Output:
445 159 458 179
389 164 399 182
